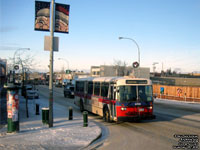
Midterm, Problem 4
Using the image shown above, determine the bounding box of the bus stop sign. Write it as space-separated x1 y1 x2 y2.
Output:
132 62 139 68
14 65 19 70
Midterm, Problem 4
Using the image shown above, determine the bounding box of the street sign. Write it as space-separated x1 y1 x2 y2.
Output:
14 65 19 70
132 61 139 68
44 36 59 52
66 70 71 74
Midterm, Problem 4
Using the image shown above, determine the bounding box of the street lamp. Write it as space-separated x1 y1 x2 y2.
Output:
119 37 140 66
58 58 69 70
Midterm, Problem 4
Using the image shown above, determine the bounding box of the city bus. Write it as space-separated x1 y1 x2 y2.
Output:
74 76 156 122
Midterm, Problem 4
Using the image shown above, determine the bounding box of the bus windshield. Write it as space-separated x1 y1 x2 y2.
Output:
118 85 153 102
138 86 153 102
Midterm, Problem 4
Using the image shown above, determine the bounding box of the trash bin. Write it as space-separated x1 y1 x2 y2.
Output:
42 107 49 124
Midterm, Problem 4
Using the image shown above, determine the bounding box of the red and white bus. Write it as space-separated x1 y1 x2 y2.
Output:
74 76 156 122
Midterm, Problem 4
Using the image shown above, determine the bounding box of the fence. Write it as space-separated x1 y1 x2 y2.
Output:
153 84 200 103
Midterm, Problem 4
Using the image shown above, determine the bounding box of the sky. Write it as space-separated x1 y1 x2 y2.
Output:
0 0 200 73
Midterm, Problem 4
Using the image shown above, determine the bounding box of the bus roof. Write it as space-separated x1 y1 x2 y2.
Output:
75 76 152 85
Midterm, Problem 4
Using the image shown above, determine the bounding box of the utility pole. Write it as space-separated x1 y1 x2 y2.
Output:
152 62 159 73
49 0 55 128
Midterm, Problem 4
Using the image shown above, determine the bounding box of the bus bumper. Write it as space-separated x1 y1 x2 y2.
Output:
117 114 156 122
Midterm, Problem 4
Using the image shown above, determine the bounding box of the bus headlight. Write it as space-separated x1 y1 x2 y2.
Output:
149 106 153 109
121 107 127 111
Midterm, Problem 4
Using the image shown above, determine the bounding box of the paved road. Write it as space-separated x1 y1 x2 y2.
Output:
38 85 74 107
38 85 200 150
93 101 200 150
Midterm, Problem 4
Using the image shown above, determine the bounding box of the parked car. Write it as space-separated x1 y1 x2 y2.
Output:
55 80 62 87
26 85 39 99
64 85 74 98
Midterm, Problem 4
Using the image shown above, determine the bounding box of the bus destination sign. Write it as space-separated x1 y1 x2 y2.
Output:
126 80 147 84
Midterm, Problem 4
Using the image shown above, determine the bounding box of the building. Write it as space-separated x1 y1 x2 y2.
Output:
0 58 7 87
91 65 150 78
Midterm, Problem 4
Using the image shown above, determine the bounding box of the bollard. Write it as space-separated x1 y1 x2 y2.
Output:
83 111 88 127
42 108 49 124
4 83 20 133
36 104 40 115
69 107 73 120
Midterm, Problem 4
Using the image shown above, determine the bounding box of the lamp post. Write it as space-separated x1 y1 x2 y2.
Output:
119 37 140 66
58 58 69 70
49 0 55 128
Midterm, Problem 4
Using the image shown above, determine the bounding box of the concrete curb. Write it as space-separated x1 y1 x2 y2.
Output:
81 121 102 150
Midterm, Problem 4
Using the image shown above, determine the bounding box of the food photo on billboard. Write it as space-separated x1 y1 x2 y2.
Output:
55 3 70 33
35 1 50 31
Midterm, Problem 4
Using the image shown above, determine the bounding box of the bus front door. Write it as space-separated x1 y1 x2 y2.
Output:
109 85 116 120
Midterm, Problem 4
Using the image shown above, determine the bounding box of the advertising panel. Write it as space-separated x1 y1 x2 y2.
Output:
160 87 164 94
35 1 50 31
7 91 19 121
55 3 70 33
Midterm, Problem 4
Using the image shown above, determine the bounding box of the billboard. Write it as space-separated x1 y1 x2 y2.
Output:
55 3 70 33
35 1 50 31
35 1 70 33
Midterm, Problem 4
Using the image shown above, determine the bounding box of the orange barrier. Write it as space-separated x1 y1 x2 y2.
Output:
153 84 200 103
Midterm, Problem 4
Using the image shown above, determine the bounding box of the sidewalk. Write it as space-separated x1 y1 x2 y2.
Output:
0 95 101 150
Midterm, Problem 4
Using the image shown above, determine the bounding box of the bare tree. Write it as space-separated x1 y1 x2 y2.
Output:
113 59 128 76
9 52 36 73
8 52 36 85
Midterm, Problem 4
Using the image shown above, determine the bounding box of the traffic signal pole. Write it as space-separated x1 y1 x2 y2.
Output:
49 0 55 128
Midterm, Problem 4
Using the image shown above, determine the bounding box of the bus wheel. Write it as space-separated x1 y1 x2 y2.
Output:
104 108 111 123
80 100 84 112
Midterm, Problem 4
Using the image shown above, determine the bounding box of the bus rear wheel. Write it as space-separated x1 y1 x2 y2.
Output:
104 108 111 123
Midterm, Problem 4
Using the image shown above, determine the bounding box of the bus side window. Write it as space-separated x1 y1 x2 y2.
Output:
76 81 79 92
88 82 93 95
101 82 109 97
94 82 100 96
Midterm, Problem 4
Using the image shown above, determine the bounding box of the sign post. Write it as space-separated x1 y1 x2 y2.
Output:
49 0 55 128
35 1 70 128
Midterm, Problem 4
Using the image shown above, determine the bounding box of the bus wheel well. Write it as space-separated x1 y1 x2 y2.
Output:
103 105 111 123
103 105 108 112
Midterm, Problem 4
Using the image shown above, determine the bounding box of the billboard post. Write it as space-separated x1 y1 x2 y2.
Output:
35 1 70 128
49 0 55 128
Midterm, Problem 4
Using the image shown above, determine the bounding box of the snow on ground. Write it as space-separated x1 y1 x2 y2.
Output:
154 98 200 109
0 96 101 150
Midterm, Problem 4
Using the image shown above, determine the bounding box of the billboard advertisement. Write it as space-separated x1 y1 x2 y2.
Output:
55 3 70 33
35 1 50 31
35 1 70 33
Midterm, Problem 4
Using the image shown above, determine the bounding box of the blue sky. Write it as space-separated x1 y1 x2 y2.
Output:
0 0 200 73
